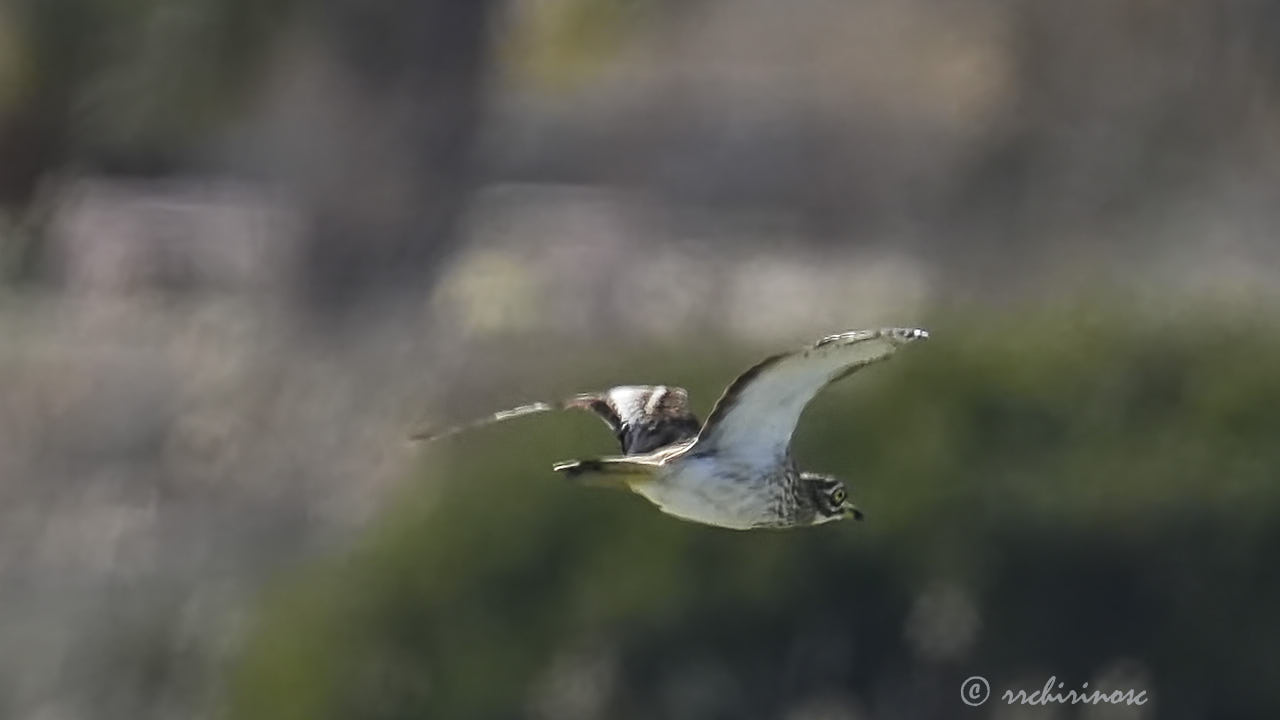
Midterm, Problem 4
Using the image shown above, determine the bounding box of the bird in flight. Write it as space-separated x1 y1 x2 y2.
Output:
412 327 928 530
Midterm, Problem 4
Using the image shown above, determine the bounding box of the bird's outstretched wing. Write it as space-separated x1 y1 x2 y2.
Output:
410 385 700 455
691 328 928 466
574 386 702 454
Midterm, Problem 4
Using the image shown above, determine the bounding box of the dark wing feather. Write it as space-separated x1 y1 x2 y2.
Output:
410 385 700 455
585 386 702 454
690 328 928 467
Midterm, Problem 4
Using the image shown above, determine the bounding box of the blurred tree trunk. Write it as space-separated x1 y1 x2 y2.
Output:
299 0 498 313
0 1 93 283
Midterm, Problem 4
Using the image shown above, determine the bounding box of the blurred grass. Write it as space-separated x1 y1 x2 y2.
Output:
228 305 1280 719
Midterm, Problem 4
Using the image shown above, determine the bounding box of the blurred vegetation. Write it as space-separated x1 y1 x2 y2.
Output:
5 0 1280 301
0 0 497 300
498 0 650 90
228 307 1280 720
0 0 294 192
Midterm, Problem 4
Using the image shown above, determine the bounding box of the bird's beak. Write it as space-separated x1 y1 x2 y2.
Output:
842 503 865 521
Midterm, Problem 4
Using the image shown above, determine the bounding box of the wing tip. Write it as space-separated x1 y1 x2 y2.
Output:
816 326 929 348
887 327 929 343
407 401 558 445
551 459 584 475
407 425 452 443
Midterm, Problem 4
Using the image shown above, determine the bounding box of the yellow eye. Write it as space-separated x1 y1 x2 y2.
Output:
831 488 846 505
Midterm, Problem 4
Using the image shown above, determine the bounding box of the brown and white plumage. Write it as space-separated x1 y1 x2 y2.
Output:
414 328 929 530
410 385 700 455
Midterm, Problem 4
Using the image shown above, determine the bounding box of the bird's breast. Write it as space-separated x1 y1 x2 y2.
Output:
626 456 789 530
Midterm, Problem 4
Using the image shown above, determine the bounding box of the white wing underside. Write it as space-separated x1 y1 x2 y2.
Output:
691 328 928 469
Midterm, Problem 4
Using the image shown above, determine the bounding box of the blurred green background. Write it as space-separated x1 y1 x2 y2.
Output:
2 1 1279 719
229 309 1280 720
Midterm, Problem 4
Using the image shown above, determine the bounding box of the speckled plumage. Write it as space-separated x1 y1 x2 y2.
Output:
416 328 928 530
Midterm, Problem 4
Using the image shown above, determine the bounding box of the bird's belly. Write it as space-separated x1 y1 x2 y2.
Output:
630 461 779 530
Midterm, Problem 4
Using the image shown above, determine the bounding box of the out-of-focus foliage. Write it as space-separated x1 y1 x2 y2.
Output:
498 0 650 90
5 1 1280 717
0 0 294 213
228 307 1280 720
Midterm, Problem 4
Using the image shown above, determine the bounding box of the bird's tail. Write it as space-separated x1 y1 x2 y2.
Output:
552 456 659 488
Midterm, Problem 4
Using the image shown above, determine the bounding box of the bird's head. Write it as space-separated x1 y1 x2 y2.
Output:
800 472 864 525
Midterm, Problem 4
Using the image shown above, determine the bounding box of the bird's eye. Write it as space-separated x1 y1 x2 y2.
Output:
831 488 846 505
